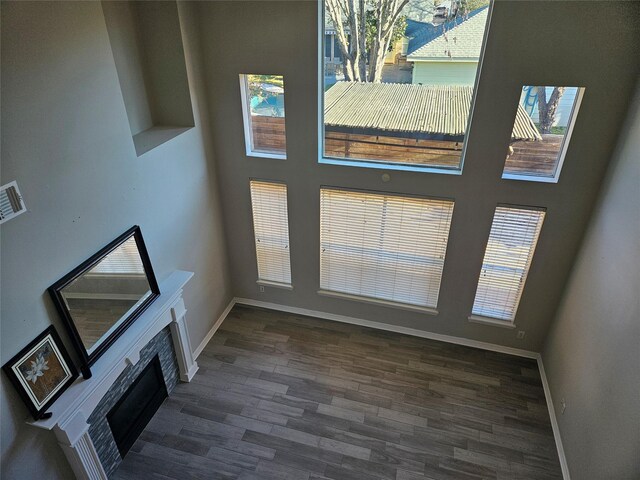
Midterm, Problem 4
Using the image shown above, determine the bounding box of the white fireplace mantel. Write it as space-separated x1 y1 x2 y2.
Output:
27 270 197 480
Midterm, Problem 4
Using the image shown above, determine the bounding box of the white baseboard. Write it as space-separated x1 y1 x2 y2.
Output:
192 297 236 359
537 354 571 480
234 297 538 359
194 296 570 479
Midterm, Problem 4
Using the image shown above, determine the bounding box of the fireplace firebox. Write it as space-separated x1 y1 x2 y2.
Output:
106 355 167 457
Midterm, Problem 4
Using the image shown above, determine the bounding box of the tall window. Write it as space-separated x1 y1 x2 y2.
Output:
319 188 454 310
249 180 292 287
240 74 286 158
471 206 545 323
503 86 584 182
321 0 491 171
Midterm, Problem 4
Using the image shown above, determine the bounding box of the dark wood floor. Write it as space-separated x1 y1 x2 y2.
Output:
114 305 562 480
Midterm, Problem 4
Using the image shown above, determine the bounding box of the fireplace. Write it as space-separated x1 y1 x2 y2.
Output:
107 355 167 456
27 270 199 480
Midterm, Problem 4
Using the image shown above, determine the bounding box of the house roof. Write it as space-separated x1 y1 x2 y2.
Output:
325 81 541 141
407 7 489 59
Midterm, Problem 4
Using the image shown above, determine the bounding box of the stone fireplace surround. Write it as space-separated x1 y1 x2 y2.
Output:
28 271 197 480
89 328 179 477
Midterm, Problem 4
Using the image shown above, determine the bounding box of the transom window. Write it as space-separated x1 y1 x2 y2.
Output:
320 0 492 171
319 187 454 311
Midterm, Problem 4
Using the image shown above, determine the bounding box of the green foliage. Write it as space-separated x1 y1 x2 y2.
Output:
247 74 284 102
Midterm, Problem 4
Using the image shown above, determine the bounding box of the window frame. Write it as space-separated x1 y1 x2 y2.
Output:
469 204 546 327
316 0 494 174
239 74 287 160
318 186 455 313
502 87 585 183
249 179 293 290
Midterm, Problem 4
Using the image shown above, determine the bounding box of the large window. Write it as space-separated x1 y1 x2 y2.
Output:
471 206 545 324
240 74 286 159
249 180 292 288
319 188 454 311
321 0 491 171
503 86 584 182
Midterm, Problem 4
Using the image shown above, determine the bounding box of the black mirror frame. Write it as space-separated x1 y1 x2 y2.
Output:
48 226 160 379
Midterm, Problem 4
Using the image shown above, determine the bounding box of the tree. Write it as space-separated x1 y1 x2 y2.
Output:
536 86 566 134
325 0 410 83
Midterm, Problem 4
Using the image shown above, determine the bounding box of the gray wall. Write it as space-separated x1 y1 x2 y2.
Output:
542 82 640 479
199 1 640 352
0 2 231 479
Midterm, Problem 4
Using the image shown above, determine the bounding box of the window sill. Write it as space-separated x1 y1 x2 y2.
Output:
257 280 293 290
317 289 438 315
501 172 558 183
247 150 286 160
468 315 516 329
319 157 462 175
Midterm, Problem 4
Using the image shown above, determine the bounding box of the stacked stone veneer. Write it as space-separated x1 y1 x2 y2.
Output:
87 327 179 478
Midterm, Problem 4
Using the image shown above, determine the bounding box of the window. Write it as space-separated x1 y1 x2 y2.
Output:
249 180 292 287
471 206 545 324
319 188 454 311
320 1 491 171
503 86 584 182
240 74 286 158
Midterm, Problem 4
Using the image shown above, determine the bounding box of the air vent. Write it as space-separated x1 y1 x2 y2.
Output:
0 181 26 224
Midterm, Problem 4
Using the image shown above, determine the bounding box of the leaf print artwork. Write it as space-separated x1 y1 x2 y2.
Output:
25 354 50 384
17 341 68 404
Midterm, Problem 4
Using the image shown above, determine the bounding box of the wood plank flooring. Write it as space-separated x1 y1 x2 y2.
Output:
114 305 562 480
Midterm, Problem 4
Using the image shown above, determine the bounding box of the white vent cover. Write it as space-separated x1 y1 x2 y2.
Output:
0 181 26 224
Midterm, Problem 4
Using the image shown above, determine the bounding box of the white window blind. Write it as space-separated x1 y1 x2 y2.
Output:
89 237 145 275
250 180 292 286
320 188 454 309
472 206 545 322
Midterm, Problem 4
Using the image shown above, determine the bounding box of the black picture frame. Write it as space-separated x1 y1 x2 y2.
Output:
48 226 160 379
2 325 79 420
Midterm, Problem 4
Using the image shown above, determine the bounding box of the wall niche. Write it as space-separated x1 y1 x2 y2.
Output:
102 1 195 156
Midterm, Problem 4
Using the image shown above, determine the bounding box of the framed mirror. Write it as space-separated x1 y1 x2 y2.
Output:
48 226 159 378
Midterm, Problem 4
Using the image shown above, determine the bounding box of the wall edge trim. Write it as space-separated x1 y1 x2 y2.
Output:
193 297 236 359
536 354 571 480
234 297 538 358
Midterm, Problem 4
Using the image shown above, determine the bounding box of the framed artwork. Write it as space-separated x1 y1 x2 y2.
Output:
2 326 78 420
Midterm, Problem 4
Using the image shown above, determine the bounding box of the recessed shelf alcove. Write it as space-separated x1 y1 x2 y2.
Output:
101 1 194 156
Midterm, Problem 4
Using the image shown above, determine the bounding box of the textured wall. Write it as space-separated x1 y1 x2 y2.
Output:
0 2 231 478
542 83 640 478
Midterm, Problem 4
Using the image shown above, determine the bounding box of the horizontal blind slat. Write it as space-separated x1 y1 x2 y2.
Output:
250 180 292 285
320 188 454 308
472 206 545 322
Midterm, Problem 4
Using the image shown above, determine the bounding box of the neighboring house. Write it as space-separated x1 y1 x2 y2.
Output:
405 6 576 127
406 7 489 86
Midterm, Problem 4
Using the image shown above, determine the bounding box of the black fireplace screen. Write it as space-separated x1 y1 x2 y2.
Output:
107 355 167 457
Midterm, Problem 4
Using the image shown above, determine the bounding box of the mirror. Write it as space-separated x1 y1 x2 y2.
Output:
49 226 159 378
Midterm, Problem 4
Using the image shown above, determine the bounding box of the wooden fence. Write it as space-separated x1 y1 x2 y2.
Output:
505 134 563 177
251 116 561 177
251 115 286 153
